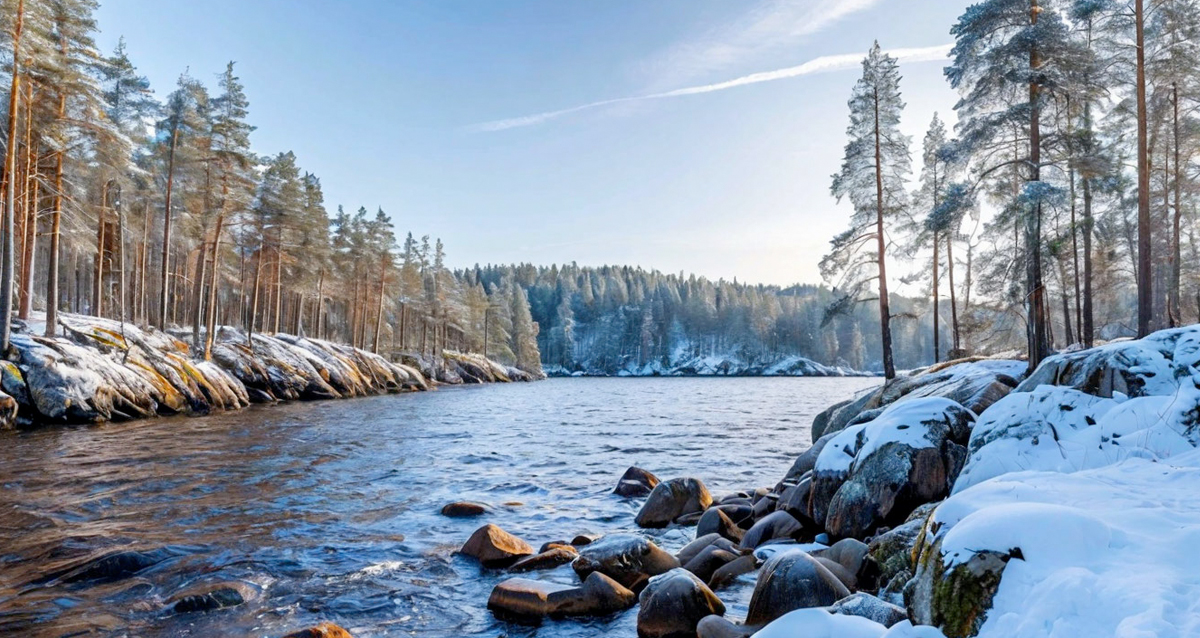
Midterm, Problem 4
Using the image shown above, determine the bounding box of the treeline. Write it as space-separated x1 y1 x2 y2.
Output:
0 0 542 374
470 263 940 374
825 0 1200 379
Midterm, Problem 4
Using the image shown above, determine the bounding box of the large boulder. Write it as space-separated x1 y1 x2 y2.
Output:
635 478 713 528
459 524 534 567
812 359 1023 443
572 534 680 591
744 551 850 626
637 568 726 638
811 398 974 539
1016 327 1199 398
281 624 354 638
695 507 745 543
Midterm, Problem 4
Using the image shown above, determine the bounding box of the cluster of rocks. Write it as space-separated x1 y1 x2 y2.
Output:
0 312 537 429
458 354 1044 637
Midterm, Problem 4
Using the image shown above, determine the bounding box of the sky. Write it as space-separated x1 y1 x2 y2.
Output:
95 0 967 287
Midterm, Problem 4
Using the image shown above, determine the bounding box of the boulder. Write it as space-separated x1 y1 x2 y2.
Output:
812 398 975 539
636 478 712 528
813 556 856 590
58 548 178 583
776 475 815 527
740 511 805 550
615 466 660 497
695 508 744 543
508 546 578 572
783 433 836 482
459 524 534 567
813 538 868 579
488 573 638 619
637 568 726 638
866 515 926 588
440 501 489 517
572 534 679 591
745 551 850 626
828 592 907 628
170 584 246 613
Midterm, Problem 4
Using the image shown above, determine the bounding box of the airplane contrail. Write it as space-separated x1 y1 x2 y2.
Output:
470 43 953 133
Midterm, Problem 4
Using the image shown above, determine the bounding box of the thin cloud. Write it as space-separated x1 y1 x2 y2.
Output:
643 0 888 87
471 43 952 133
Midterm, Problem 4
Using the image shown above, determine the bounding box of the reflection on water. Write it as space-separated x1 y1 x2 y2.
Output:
0 377 879 637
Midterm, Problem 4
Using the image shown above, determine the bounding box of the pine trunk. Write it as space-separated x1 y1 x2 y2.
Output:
1135 0 1152 337
159 128 179 330
872 87 895 379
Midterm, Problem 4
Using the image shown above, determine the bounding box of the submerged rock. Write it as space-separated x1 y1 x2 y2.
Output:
459 524 534 567
171 586 246 613
440 501 490 517
572 534 679 591
281 623 354 638
637 568 726 638
58 548 178 583
508 546 578 572
635 477 713 528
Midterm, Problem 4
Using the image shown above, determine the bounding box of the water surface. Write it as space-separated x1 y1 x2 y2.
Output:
0 376 879 637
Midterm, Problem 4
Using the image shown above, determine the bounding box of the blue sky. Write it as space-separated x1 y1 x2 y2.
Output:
95 0 966 286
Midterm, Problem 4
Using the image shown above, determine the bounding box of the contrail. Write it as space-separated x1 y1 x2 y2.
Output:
471 43 953 133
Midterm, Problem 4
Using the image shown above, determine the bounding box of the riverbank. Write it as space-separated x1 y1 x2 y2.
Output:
0 312 538 429
469 327 1200 637
545 353 871 378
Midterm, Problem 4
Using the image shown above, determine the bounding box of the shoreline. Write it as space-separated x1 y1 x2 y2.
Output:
0 312 539 430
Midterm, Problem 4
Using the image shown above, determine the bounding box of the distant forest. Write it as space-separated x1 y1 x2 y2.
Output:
469 263 940 375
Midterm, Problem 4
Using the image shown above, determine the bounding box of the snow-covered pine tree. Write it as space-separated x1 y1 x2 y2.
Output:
826 41 911 379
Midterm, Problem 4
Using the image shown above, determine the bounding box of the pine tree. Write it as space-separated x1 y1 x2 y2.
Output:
826 42 911 379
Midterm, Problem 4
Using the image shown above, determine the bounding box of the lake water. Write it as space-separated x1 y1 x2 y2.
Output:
0 376 880 637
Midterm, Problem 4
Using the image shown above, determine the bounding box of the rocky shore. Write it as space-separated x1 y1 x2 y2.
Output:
0 312 538 429
456 326 1200 638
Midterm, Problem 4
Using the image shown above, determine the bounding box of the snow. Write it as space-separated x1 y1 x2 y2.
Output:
815 397 969 474
754 609 944 638
931 450 1200 638
955 376 1200 493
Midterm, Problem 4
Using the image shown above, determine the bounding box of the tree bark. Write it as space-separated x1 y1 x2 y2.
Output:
872 86 895 380
1135 0 1152 336
94 184 108 318
18 80 35 321
45 97 65 337
204 214 225 360
1026 0 1049 372
1169 83 1183 327
932 230 940 363
1 0 24 350
159 128 179 330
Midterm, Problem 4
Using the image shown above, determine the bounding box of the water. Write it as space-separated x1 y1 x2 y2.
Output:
0 376 879 637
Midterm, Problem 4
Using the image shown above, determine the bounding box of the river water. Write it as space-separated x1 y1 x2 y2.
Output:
0 376 879 637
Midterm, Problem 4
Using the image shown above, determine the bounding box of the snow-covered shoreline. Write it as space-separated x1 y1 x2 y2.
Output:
471 325 1200 638
544 353 875 378
0 312 538 429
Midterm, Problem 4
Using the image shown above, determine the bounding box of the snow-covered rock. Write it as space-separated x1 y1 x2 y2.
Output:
812 359 1024 443
910 449 1200 638
809 398 975 538
753 608 944 638
1017 327 1199 397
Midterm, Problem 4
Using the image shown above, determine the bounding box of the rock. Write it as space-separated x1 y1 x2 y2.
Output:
676 534 737 566
571 533 600 546
708 554 758 590
867 514 927 587
812 398 975 539
682 545 740 583
488 578 576 619
281 623 354 638
59 548 177 583
1017 333 1187 398
539 541 574 553
776 476 815 527
635 478 713 528
508 546 578 572
572 534 679 591
171 585 245 613
695 508 744 543
828 592 907 627
908 542 1011 638
459 524 534 567
813 538 868 580
696 615 757 638
615 466 660 497
739 511 805 550
674 510 707 526
637 568 726 638
745 551 850 626
813 556 856 590
440 501 489 517
489 572 638 619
